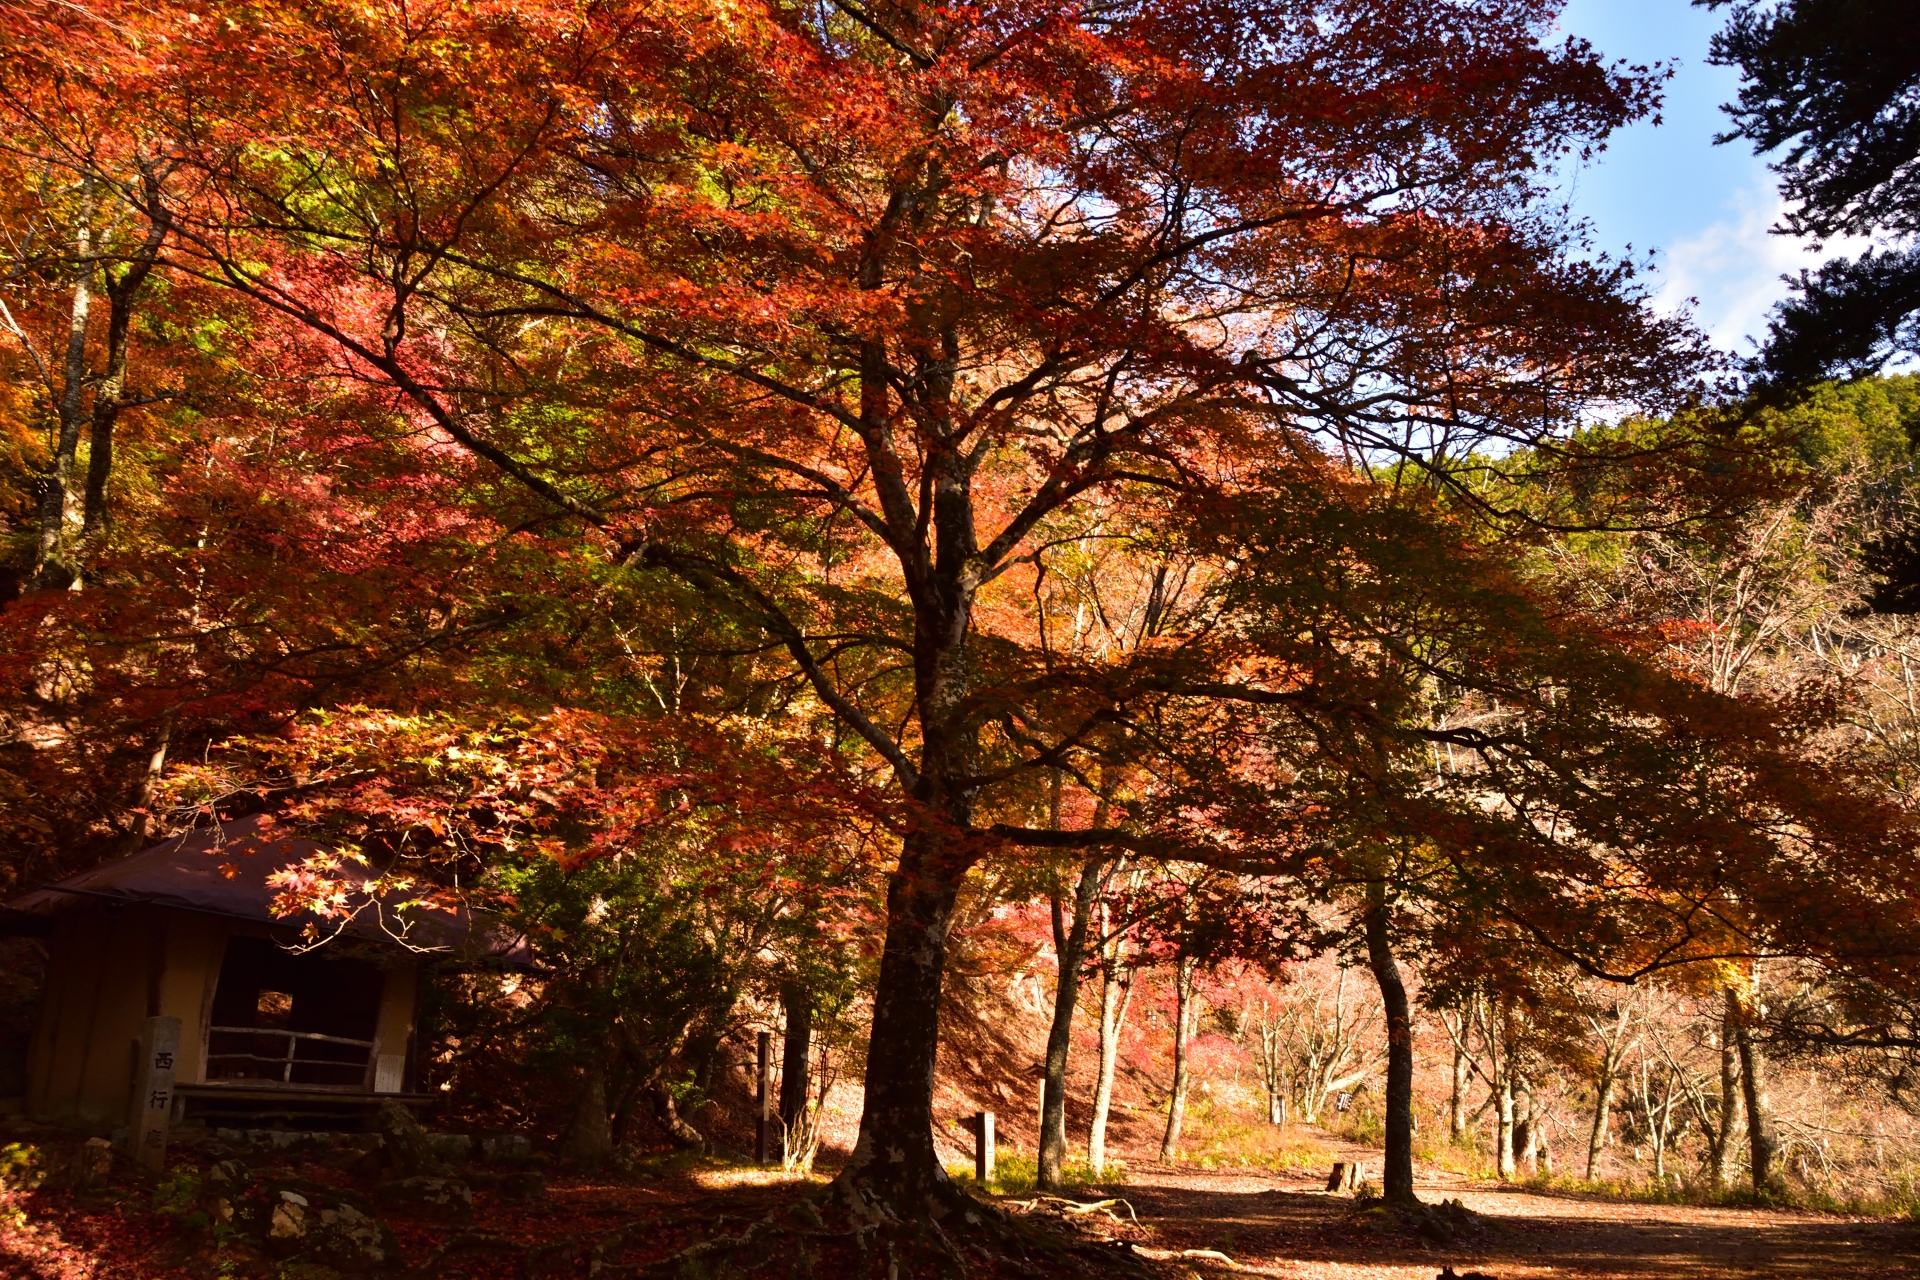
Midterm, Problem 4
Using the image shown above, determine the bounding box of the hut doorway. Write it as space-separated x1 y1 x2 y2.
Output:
206 938 386 1090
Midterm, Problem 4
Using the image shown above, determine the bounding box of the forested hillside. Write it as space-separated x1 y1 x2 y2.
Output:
1 1 1919 1277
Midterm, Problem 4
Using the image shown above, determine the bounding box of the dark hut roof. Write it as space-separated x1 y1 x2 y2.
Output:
6 814 525 962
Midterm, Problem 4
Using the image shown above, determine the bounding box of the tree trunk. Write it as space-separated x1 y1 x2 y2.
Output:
1087 939 1133 1175
564 1062 614 1163
1158 955 1197 1161
81 279 138 536
1362 884 1417 1206
648 1075 707 1150
1039 858 1103 1190
1518 1081 1539 1175
779 982 813 1139
836 834 970 1214
1730 986 1777 1195
1451 1043 1469 1141
81 161 167 539
1496 1074 1517 1180
1587 1070 1613 1180
1651 1080 1668 1181
35 197 93 592
1712 1008 1744 1189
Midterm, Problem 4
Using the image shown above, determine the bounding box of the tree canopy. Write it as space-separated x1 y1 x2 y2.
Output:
2 0 1919 1250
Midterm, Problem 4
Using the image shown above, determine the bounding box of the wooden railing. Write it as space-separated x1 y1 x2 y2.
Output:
206 1026 375 1088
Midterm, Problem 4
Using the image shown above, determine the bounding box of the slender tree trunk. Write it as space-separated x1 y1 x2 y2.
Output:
36 196 93 591
81 281 137 536
1087 942 1133 1175
115 715 174 852
1587 1070 1613 1180
564 1061 614 1163
82 161 168 538
1650 1075 1669 1181
779 982 813 1140
1730 987 1777 1195
1158 956 1197 1161
1497 1074 1517 1180
1712 1010 1743 1189
1039 858 1102 1190
1363 884 1417 1206
1268 1049 1287 1125
1451 1043 1469 1141
1519 1081 1539 1175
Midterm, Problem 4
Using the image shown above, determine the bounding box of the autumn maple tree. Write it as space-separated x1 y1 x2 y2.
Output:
15 0 1920 1246
0 0 1723 1219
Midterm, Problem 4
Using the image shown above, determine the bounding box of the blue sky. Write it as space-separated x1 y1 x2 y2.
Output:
1553 0 1873 357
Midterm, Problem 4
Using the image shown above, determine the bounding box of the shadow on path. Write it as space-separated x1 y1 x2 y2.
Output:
1105 1155 1920 1278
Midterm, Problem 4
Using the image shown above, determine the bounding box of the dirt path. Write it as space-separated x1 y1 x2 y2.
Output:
1107 1139 1920 1279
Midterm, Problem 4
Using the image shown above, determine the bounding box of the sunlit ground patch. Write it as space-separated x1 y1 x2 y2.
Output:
687 1164 830 1191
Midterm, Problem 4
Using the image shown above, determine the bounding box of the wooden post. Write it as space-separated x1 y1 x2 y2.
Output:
755 1030 772 1165
130 1015 181 1174
975 1110 995 1186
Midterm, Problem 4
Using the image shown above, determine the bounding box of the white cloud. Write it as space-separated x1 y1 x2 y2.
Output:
1650 185 1876 358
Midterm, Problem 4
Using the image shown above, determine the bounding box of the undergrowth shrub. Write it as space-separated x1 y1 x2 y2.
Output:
1181 1101 1333 1171
945 1153 1120 1196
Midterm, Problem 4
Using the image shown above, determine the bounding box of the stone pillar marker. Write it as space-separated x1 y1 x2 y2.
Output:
131 1015 182 1173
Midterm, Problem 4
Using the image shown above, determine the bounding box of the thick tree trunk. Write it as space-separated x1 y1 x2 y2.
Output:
1730 987 1777 1195
1712 1010 1744 1189
1363 885 1417 1206
1518 1081 1539 1175
1158 956 1197 1161
564 1062 614 1163
1039 859 1102 1190
1087 943 1133 1175
1496 1074 1517 1180
837 835 970 1214
1587 1071 1613 1179
779 982 813 1139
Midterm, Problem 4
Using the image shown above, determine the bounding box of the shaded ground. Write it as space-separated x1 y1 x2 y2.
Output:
4 1125 1917 1278
1103 1135 1920 1279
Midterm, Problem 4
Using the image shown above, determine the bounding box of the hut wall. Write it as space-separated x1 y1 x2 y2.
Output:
25 907 226 1129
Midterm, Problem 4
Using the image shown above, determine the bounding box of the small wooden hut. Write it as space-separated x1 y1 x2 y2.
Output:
4 815 514 1132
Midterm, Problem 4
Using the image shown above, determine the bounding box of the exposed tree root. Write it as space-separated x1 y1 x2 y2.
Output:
1346 1194 1493 1247
1003 1194 1138 1223
1127 1245 1252 1272
391 1176 1165 1279
616 1177 1164 1280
